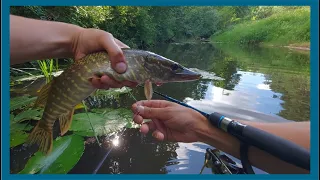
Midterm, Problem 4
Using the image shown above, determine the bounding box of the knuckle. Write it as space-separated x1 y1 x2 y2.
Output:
112 50 123 58
102 31 112 38
106 32 113 38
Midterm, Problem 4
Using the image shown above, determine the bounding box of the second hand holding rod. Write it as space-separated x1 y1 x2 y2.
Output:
152 90 310 172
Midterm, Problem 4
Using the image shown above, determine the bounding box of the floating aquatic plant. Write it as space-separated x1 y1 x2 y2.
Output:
69 108 134 137
18 135 84 174
10 95 37 111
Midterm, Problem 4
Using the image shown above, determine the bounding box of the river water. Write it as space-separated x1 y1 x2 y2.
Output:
10 42 310 174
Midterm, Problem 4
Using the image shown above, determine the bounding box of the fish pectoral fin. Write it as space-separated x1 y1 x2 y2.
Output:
144 80 153 100
74 103 85 110
34 79 54 108
59 108 75 136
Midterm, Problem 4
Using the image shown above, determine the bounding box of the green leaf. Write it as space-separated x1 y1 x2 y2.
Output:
10 95 37 111
18 134 84 174
10 120 34 147
11 123 33 133
10 121 34 147
10 113 15 122
70 131 94 137
70 108 134 137
13 109 44 123
10 131 29 148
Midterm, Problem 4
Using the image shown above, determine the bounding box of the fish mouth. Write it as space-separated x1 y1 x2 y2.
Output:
176 68 202 81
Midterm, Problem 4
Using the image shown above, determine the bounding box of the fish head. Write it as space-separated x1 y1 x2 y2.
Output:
126 50 201 83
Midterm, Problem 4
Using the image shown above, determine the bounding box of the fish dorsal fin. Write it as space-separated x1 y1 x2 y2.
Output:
144 80 153 100
59 108 75 136
33 80 54 108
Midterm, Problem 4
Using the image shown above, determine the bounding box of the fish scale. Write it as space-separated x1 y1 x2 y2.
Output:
26 49 201 155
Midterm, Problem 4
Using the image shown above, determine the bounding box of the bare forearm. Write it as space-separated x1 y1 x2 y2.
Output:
197 119 310 174
10 15 83 65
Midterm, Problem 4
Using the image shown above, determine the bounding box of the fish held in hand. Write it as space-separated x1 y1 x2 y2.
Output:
26 49 201 155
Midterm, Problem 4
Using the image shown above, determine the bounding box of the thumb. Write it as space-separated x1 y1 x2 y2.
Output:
135 105 166 120
100 33 128 74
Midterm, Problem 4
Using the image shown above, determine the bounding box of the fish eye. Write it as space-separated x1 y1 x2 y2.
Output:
171 64 179 71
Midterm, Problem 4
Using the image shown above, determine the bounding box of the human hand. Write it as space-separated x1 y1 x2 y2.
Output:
72 28 138 89
131 100 210 143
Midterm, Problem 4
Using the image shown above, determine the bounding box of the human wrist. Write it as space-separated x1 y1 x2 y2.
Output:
56 22 84 59
195 114 241 158
193 113 216 143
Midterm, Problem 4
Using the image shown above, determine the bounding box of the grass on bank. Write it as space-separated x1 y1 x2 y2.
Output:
211 7 310 47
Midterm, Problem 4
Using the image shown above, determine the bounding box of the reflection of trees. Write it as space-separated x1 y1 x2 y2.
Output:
213 43 310 122
70 129 179 174
210 56 241 90
213 43 310 74
267 72 310 121
153 80 209 101
225 73 242 90
149 43 217 71
148 42 243 94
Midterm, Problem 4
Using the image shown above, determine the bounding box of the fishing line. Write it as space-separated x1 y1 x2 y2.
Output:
126 87 138 102
82 100 101 147
93 87 140 174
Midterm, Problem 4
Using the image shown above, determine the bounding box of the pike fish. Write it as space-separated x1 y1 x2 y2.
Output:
27 49 201 155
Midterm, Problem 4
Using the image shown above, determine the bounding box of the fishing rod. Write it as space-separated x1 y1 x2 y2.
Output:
153 90 310 172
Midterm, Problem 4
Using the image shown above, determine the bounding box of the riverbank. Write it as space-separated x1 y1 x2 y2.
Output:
211 7 310 49
260 42 310 55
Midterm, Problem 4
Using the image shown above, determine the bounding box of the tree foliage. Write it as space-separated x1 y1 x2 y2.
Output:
10 6 308 48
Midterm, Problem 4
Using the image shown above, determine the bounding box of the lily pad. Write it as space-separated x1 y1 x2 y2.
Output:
70 108 134 137
13 109 44 123
10 95 37 111
10 131 29 148
10 122 34 147
11 122 33 132
18 134 84 174
10 123 34 147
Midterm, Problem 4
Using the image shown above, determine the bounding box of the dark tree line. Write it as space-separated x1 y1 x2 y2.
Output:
11 6 301 48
